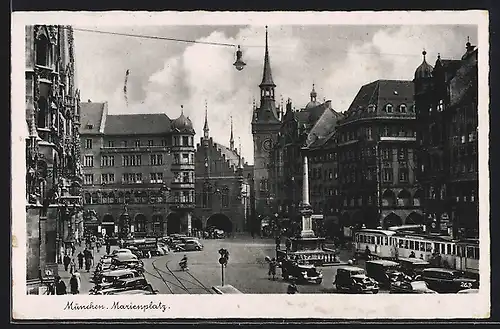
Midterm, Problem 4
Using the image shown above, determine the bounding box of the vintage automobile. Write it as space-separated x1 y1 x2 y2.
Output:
90 278 153 295
112 248 135 256
334 266 379 294
281 259 323 284
397 257 431 279
365 260 403 288
389 280 438 294
421 268 478 293
173 239 203 252
110 254 144 272
92 267 143 284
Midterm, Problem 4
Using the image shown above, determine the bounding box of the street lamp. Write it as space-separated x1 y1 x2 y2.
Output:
233 45 246 71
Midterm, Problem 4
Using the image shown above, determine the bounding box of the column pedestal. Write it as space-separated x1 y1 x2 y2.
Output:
300 202 315 238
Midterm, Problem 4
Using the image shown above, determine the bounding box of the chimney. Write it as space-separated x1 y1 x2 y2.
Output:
88 99 91 102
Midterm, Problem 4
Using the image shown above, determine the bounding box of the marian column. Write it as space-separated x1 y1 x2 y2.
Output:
299 146 315 238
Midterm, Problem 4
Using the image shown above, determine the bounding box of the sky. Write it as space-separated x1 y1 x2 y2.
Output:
74 24 477 164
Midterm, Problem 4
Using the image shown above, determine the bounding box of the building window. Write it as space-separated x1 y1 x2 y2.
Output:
150 154 163 166
85 139 92 149
182 153 189 164
437 100 444 112
182 172 190 183
182 136 189 146
161 139 167 146
385 104 394 113
148 140 154 146
84 174 93 185
101 155 115 167
399 168 409 182
382 148 390 160
174 136 180 146
383 126 390 137
84 155 94 167
122 140 128 147
383 169 393 182
399 104 407 113
101 173 115 184
398 148 407 160
108 140 115 147
150 172 163 184
135 140 141 147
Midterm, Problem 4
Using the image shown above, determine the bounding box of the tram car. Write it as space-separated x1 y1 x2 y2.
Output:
353 228 479 276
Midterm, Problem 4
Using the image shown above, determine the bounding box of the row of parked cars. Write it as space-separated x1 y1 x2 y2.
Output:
333 258 479 294
160 234 204 252
89 248 158 295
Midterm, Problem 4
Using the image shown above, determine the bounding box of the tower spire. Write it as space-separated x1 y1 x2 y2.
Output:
238 137 243 169
230 116 234 150
310 82 317 102
203 100 209 139
260 25 275 87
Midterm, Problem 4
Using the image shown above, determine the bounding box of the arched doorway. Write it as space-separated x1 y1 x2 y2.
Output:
151 214 164 236
383 212 402 229
406 212 424 225
101 214 114 237
397 189 411 207
207 213 233 233
382 189 396 207
134 214 147 235
192 217 203 231
166 213 181 235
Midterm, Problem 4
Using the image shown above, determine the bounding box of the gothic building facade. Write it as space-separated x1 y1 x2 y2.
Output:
413 41 479 239
25 25 83 294
79 102 196 239
194 107 253 233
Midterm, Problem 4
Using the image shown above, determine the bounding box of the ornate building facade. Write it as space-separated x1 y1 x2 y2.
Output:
193 107 253 233
413 41 479 238
336 80 421 230
79 103 196 239
25 25 83 294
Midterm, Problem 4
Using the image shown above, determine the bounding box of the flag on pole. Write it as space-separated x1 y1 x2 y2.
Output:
124 69 130 107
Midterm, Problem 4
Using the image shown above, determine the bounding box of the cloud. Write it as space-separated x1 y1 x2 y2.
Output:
75 25 477 164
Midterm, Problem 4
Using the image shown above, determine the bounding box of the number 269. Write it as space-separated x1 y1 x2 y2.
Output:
460 282 472 288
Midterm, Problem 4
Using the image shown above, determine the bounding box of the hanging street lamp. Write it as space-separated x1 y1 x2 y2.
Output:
233 45 246 71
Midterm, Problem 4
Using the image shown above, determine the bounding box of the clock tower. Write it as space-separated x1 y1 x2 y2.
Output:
251 26 281 228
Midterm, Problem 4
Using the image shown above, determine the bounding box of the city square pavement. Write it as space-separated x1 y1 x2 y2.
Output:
142 236 389 294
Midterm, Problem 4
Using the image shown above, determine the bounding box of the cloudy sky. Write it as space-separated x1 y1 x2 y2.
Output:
73 24 477 164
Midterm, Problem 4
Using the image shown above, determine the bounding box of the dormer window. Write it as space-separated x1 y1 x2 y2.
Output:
385 104 393 113
85 124 93 129
367 104 376 112
399 104 407 113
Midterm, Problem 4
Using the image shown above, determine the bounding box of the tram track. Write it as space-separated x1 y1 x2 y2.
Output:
144 257 212 294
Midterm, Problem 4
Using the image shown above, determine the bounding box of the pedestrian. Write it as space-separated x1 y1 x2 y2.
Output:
63 254 71 272
69 258 76 274
287 281 298 294
74 271 82 292
106 242 111 255
268 258 277 280
69 274 79 294
77 251 84 270
59 245 65 264
96 241 101 253
55 276 67 295
71 243 76 256
409 251 416 258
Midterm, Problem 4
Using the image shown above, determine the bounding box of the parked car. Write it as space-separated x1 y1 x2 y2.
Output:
421 268 478 293
365 260 403 288
397 257 431 279
281 259 323 284
334 266 379 294
91 269 143 292
390 280 438 294
90 278 152 295
112 248 134 256
174 239 203 252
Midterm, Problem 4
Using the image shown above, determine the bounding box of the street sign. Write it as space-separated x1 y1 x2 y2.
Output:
219 257 227 265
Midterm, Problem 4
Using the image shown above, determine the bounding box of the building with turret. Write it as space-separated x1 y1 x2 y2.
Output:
413 40 478 239
25 25 83 294
194 104 253 234
79 103 196 239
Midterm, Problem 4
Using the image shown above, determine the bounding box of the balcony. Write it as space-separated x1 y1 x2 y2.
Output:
100 145 172 153
169 202 195 210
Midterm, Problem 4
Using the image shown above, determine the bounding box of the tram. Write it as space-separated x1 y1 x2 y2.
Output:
353 228 479 275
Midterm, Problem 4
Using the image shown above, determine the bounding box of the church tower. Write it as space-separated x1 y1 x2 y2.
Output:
251 25 281 227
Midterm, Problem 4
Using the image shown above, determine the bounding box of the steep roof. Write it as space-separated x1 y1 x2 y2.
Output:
104 114 172 135
449 51 477 107
260 27 275 87
216 144 241 169
307 105 344 147
347 79 414 112
79 101 106 134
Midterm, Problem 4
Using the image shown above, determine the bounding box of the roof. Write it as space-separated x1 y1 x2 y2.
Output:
260 28 275 87
347 79 414 112
414 51 434 79
449 51 477 107
217 144 241 169
307 102 344 148
366 259 399 266
356 229 397 236
79 101 106 134
104 113 172 135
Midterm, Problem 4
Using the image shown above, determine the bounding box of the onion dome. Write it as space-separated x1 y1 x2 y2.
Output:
305 83 321 109
414 50 434 80
172 105 195 134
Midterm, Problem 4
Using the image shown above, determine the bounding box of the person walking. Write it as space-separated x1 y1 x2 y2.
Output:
84 248 92 272
69 258 76 274
106 241 111 255
63 254 71 272
55 276 67 295
74 271 82 292
77 251 84 270
69 274 79 294
71 243 76 256
268 258 277 280
287 281 298 294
